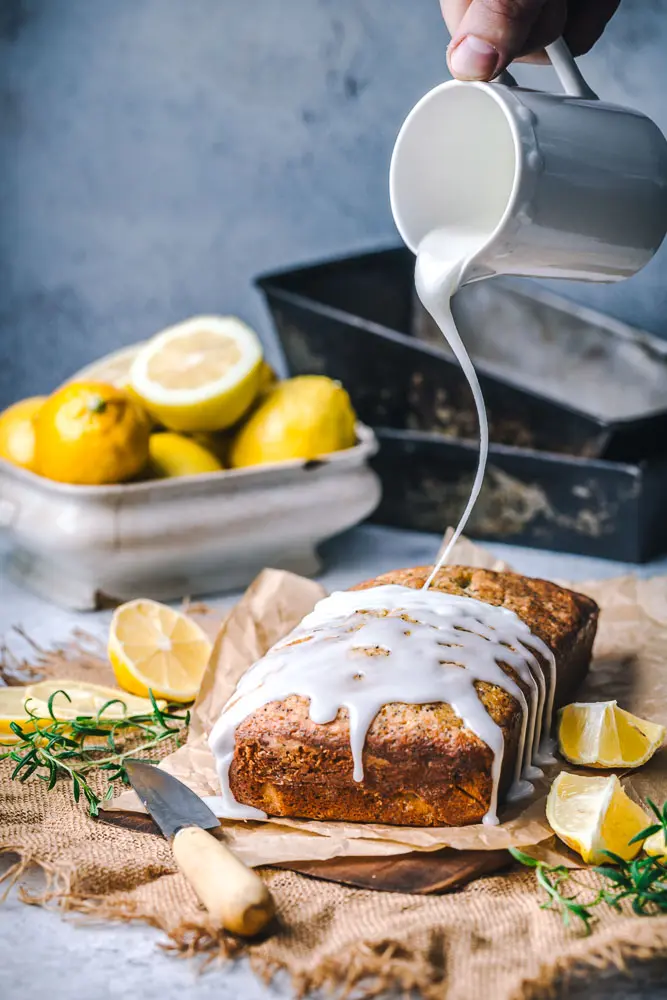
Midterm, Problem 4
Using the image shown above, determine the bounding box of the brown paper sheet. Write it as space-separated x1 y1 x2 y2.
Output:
111 537 667 867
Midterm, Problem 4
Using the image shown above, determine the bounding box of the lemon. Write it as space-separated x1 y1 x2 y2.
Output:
34 382 151 485
546 771 648 865
130 317 264 433
187 363 281 463
558 701 665 769
24 679 166 719
0 397 46 471
229 375 357 468
0 681 167 744
147 432 223 479
66 343 145 390
0 685 49 739
644 829 667 860
109 599 213 703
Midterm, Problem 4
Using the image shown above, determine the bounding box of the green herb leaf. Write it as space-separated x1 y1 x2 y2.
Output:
509 847 540 868
510 802 667 937
629 824 661 845
3 685 188 814
47 689 72 721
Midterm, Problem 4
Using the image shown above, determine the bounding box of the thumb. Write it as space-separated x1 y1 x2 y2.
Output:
447 0 548 81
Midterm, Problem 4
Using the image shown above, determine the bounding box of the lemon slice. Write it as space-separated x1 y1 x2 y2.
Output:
109 599 213 702
130 317 263 433
24 680 165 719
558 700 665 768
66 343 145 389
0 685 48 739
546 771 648 865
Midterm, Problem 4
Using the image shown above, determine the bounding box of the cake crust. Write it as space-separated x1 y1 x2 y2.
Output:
227 566 599 826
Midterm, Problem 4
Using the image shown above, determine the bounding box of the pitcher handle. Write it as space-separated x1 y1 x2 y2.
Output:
546 38 598 100
494 38 597 100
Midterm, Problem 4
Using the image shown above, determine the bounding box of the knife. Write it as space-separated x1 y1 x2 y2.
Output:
125 759 274 937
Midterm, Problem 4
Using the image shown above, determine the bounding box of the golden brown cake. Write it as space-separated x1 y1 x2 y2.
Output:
226 566 598 827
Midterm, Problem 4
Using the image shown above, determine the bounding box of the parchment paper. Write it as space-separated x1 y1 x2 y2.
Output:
110 536 667 867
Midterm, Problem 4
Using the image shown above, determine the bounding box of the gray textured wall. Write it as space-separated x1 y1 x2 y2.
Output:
1 0 666 407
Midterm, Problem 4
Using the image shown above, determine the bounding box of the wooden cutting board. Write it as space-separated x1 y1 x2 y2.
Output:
98 808 511 894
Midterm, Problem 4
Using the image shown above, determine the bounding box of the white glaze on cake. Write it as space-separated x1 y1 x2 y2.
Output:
209 584 556 825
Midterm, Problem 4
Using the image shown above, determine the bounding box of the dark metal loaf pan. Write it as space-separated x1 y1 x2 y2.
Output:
371 429 667 564
257 248 667 463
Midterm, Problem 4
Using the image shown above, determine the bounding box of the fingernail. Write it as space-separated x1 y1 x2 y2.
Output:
449 35 499 81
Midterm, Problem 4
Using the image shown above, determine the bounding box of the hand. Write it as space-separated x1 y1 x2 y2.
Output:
441 0 621 81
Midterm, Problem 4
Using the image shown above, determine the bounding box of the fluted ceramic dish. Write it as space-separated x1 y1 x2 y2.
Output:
0 425 380 610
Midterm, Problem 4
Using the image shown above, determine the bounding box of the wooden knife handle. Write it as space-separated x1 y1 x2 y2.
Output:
172 826 274 937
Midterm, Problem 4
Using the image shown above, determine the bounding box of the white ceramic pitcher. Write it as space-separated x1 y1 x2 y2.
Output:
390 39 667 284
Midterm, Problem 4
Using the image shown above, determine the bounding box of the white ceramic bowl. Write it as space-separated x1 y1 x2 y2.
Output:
0 425 381 610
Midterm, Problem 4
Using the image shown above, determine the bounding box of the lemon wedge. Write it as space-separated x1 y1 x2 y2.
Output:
558 700 665 768
109 599 212 703
130 317 263 432
24 679 165 719
147 432 223 478
644 829 667 860
546 771 648 865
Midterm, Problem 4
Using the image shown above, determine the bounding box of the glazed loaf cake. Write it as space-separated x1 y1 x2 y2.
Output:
222 566 599 827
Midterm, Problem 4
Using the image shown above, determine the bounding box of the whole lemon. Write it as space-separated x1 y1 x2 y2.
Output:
229 376 357 468
0 396 46 471
35 382 151 485
147 432 223 479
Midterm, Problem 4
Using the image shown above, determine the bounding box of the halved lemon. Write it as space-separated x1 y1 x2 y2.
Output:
66 343 145 389
109 599 213 702
24 679 165 719
558 700 665 768
130 317 263 432
546 771 648 865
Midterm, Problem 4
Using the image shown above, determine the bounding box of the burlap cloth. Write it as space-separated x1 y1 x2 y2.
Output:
3 593 667 998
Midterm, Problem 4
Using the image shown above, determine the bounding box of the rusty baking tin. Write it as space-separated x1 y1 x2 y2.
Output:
257 247 667 561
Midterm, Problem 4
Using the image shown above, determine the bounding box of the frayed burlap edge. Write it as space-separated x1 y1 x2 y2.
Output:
0 845 446 1000
4 844 667 1000
511 919 667 1000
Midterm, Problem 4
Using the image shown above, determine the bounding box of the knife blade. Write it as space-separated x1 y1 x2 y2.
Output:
125 760 274 937
125 759 220 837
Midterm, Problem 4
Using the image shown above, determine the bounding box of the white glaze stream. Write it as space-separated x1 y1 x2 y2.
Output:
209 223 559 825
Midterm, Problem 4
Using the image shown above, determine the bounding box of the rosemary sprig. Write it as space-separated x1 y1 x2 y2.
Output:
510 799 667 934
0 689 190 816
509 848 603 933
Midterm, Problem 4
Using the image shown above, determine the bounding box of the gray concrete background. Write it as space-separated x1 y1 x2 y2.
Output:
1 0 667 408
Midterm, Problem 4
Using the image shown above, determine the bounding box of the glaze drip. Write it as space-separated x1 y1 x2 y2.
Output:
209 584 556 824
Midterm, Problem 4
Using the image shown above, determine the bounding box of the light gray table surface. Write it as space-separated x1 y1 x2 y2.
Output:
2 524 667 999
